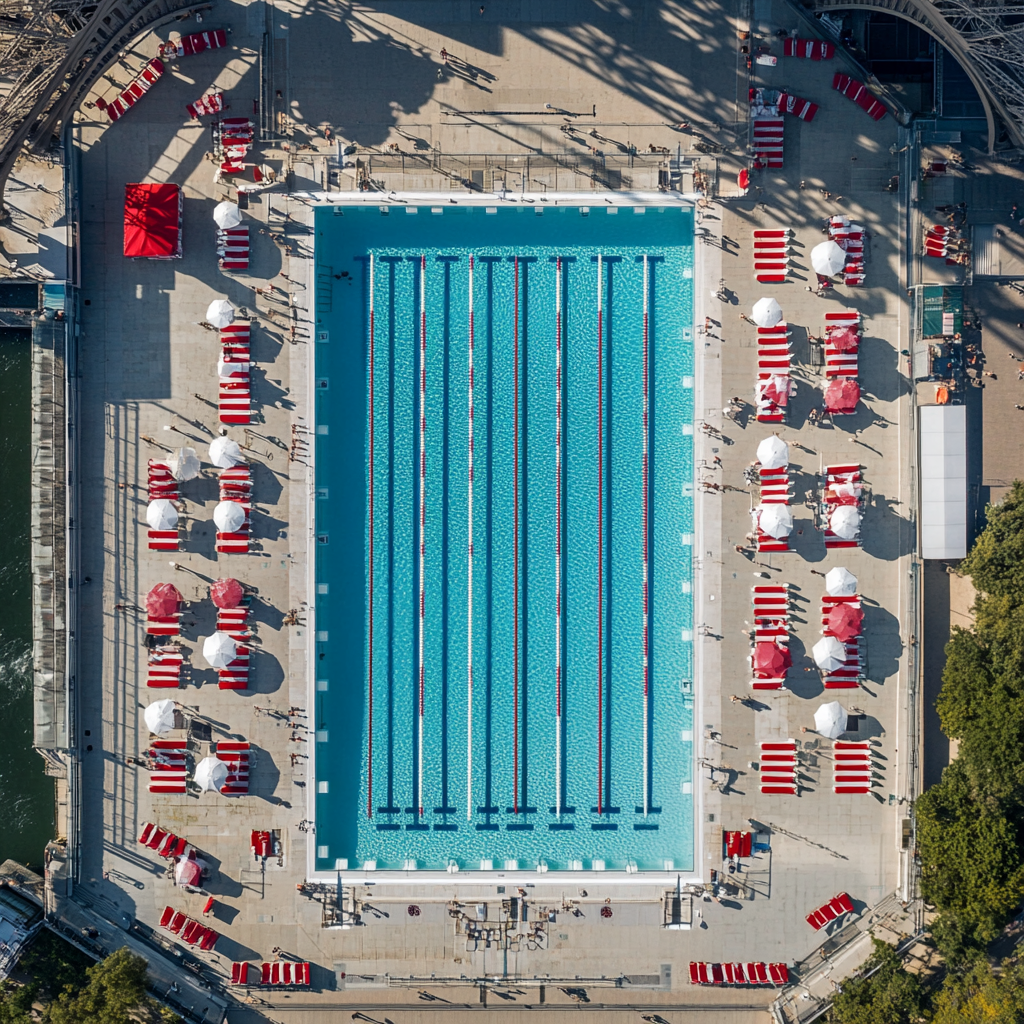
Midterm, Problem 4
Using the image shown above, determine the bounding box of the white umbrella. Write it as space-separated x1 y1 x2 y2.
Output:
830 505 861 540
169 447 200 482
752 297 783 328
206 299 235 329
209 436 243 468
825 566 858 597
194 756 229 793
810 240 847 276
202 631 237 669
756 435 789 470
214 500 246 533
146 499 178 531
213 201 242 229
814 700 848 739
143 699 177 735
813 635 848 672
757 503 793 539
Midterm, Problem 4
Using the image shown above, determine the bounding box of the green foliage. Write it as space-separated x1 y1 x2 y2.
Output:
931 958 1024 1024
44 947 150 1024
917 482 1024 956
916 761 1024 947
0 980 38 1024
960 481 1024 599
19 928 94 999
829 939 926 1024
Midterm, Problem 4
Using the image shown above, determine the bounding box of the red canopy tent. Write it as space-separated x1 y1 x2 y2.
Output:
827 603 863 641
753 641 791 676
146 583 182 617
124 183 182 259
211 578 244 609
824 379 860 413
828 327 860 352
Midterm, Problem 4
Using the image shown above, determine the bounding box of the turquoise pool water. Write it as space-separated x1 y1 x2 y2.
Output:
312 204 695 873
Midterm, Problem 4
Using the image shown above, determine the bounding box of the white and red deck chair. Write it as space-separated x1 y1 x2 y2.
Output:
758 465 791 504
784 37 835 59
823 463 863 550
148 460 179 501
218 226 250 271
149 740 186 794
147 645 183 688
216 464 252 554
759 740 797 794
824 324 859 378
833 741 872 793
924 224 953 258
175 28 228 56
821 592 863 689
217 603 250 641
751 505 791 554
751 585 789 689
231 963 253 986
218 646 250 690
148 528 180 551
187 92 225 119
218 325 252 424
825 309 861 331
807 892 855 930
752 118 784 169
745 963 770 985
752 228 790 284
756 374 793 424
216 741 250 794
778 92 819 122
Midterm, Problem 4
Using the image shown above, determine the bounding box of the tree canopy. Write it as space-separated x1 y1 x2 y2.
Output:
45 946 150 1024
828 939 925 1024
916 482 1024 955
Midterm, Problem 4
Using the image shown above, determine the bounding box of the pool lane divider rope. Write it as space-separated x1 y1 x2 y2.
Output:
368 252 375 819
596 252 604 818
642 254 650 818
513 254 520 816
467 254 475 821
555 257 563 818
418 253 426 818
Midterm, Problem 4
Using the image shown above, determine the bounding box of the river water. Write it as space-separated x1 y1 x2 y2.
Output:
0 327 54 869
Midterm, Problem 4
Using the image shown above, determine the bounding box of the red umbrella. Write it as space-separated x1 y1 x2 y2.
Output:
210 578 244 609
824 379 860 413
146 583 182 618
738 168 750 191
829 327 860 352
753 641 791 676
827 604 864 641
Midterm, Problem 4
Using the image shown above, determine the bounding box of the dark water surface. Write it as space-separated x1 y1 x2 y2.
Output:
0 328 54 869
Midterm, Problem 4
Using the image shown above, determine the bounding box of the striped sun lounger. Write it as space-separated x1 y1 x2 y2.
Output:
833 741 872 792
759 741 797 794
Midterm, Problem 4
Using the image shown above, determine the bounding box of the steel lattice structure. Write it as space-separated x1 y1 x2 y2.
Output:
809 0 1024 150
0 0 196 208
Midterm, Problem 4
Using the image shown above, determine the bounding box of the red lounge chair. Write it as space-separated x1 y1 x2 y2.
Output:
147 646 183 688
231 962 250 985
834 892 854 914
157 832 178 857
169 912 187 934
261 963 272 984
182 920 201 944
148 529 180 551
282 963 294 985
138 822 156 846
769 963 789 986
697 963 710 984
203 896 215 916
300 963 310 986
710 963 724 984
159 906 174 928
218 648 251 690
148 460 179 501
147 827 167 850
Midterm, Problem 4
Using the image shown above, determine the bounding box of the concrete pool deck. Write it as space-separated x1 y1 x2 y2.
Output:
63 0 918 1020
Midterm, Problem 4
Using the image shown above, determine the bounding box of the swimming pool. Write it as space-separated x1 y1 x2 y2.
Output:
311 203 695 875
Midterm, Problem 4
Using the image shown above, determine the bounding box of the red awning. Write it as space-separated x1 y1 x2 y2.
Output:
824 379 860 413
753 641 791 675
124 183 182 259
827 604 864 641
211 578 244 609
829 327 860 352
146 582 182 617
